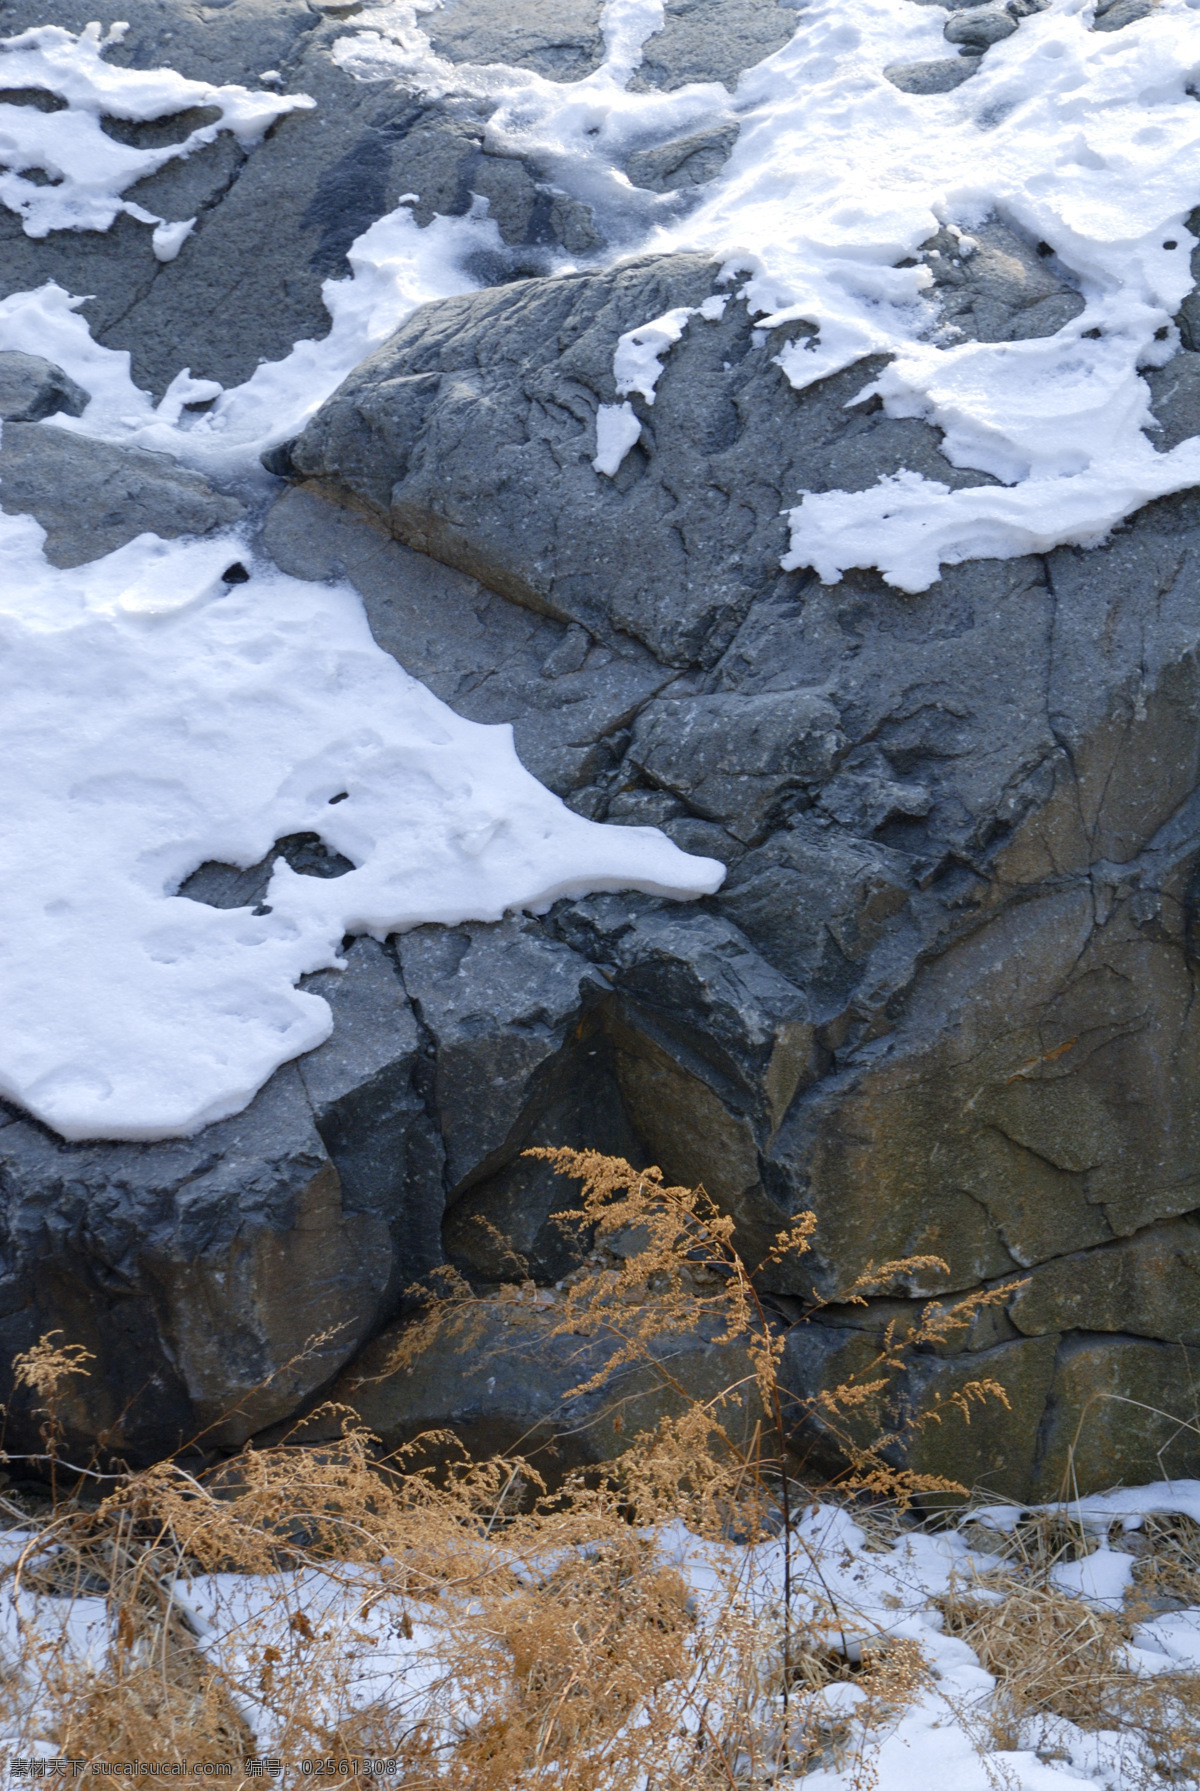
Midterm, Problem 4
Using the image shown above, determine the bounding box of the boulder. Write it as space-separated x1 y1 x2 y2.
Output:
0 351 88 423
0 938 441 1460
283 1296 759 1474
283 255 995 668
267 241 1200 1494
0 424 244 566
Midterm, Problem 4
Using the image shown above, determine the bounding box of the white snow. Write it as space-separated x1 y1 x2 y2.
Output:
592 397 644 473
9 1482 1200 1788
341 0 1200 590
0 506 720 1141
0 22 311 238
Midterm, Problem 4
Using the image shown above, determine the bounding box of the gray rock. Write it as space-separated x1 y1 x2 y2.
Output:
261 484 674 799
289 1296 758 1473
7 0 1200 1505
1093 0 1158 28
626 124 741 192
884 57 981 93
627 690 846 843
0 1065 385 1461
284 254 994 668
922 220 1085 343
784 1323 1060 1501
0 935 444 1463
1145 350 1200 451
396 916 608 1194
1031 1334 1199 1497
0 424 244 566
629 0 799 91
1007 1218 1200 1345
0 1 606 395
427 0 605 80
944 3 1020 48
0 351 88 423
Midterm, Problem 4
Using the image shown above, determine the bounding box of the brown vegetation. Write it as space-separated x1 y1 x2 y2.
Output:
0 1152 1194 1787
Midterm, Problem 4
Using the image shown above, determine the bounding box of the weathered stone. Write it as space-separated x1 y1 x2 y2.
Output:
784 1322 1060 1501
630 0 799 91
1030 1335 1200 1497
285 257 992 667
1146 351 1200 452
7 0 1200 1503
396 917 608 1194
720 822 911 1005
0 1 605 394
294 1296 760 1471
922 221 1086 344
444 1032 648 1285
627 691 846 843
0 350 88 423
0 1066 386 1459
1093 0 1158 29
427 0 605 80
0 935 445 1461
626 124 740 192
944 4 1020 49
261 484 673 799
298 938 446 1308
0 424 244 567
884 58 980 94
1008 1219 1200 1345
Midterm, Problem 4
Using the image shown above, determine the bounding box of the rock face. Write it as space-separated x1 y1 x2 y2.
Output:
4 0 1200 1501
0 425 244 565
273 240 1200 1499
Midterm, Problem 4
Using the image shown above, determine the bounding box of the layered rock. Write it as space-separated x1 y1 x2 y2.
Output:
2 0 1200 1502
267 241 1200 1498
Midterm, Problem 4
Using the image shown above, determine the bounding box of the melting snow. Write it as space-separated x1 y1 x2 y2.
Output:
344 0 1200 588
4 0 1200 1135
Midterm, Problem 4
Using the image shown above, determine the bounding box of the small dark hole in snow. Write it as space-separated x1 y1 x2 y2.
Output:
1036 241 1054 257
1164 240 1179 249
329 791 349 804
222 562 250 583
1082 327 1102 338
178 833 356 911
1155 325 1170 340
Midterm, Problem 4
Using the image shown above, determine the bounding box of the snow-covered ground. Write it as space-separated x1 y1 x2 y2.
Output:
4 1485 1200 1787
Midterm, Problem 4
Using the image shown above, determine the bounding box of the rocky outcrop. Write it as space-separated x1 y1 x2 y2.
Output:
0 424 244 565
264 237 1200 1498
4 0 1200 1502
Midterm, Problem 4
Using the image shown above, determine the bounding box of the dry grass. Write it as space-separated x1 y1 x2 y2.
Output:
938 1509 1200 1786
5 1149 1191 1788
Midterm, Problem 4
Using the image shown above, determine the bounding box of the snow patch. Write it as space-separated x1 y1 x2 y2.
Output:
0 22 311 240
0 512 722 1142
336 0 1200 590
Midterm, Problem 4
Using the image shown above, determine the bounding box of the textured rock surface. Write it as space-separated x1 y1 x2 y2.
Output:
284 254 997 668
0 424 244 565
0 351 88 424
272 239 1200 1496
279 1299 758 1474
5 0 1200 1499
0 938 441 1458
